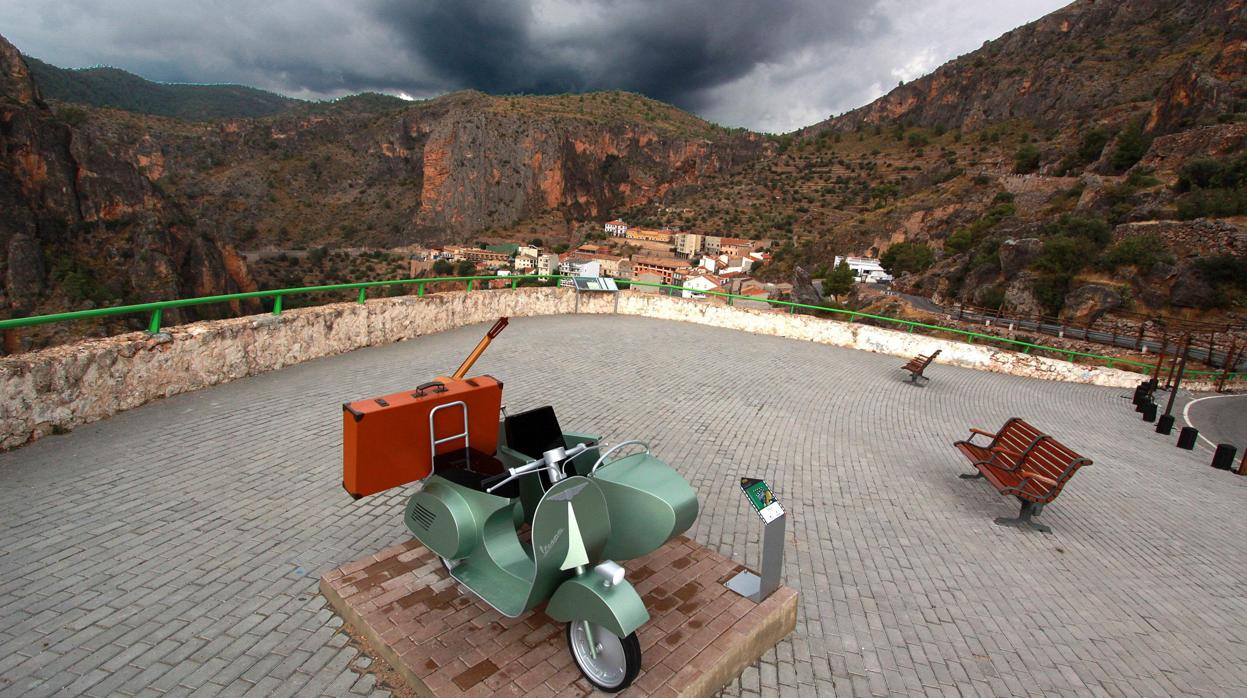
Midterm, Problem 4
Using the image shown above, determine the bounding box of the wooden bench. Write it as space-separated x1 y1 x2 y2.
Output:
953 417 1092 532
901 349 941 383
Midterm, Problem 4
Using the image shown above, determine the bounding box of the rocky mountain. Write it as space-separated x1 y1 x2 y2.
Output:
3 0 1246 350
812 0 1243 136
24 57 305 121
631 0 1247 324
1 34 257 349
68 90 768 250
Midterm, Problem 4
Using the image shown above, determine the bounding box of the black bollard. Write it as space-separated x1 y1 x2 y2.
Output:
1141 402 1157 422
1177 426 1199 450
1132 384 1148 406
1156 414 1175 435
1135 398 1148 413
1212 444 1237 470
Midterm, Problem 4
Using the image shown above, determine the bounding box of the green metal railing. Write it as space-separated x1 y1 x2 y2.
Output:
0 274 563 334
1 273 1243 382
616 280 1247 381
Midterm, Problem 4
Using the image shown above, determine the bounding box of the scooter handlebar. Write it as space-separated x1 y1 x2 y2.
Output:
485 442 590 493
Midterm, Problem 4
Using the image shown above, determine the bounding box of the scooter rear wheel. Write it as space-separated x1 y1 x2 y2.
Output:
566 622 640 693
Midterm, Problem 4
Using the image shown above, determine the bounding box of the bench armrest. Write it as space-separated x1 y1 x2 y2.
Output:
964 427 995 444
1020 470 1058 488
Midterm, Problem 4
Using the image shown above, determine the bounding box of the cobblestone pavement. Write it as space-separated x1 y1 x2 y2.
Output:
2 315 1245 697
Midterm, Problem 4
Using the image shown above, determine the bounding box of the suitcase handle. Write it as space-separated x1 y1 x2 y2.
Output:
415 381 448 396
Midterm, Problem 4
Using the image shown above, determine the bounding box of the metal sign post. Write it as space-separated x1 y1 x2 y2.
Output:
571 276 620 313
725 477 785 603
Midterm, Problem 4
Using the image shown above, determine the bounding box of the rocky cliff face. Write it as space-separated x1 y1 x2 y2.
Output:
0 34 256 349
815 0 1242 135
64 90 768 249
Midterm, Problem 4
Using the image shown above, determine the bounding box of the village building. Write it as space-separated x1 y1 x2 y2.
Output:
631 257 688 285
833 255 893 283
625 227 676 244
535 253 561 277
673 233 704 257
604 220 629 237
513 254 537 272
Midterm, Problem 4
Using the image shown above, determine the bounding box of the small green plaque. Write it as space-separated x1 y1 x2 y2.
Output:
739 477 783 524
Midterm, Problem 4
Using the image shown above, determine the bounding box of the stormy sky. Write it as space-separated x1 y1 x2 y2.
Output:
0 0 1068 132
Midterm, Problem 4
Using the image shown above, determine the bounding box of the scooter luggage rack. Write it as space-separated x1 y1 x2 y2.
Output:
428 401 470 470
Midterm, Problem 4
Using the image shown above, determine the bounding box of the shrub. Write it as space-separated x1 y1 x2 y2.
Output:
1014 144 1041 174
1109 123 1151 173
1098 234 1171 274
56 106 89 128
1193 256 1247 308
1032 273 1073 315
1044 214 1111 247
880 242 935 275
823 261 855 300
978 284 1006 310
1037 236 1099 276
1076 128 1110 165
1176 156 1247 191
945 203 1015 254
1176 188 1247 219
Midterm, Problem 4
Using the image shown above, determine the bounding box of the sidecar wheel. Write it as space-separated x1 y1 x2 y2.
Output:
566 622 640 692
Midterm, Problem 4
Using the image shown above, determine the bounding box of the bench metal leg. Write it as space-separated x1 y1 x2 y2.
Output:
994 500 1051 533
958 471 984 479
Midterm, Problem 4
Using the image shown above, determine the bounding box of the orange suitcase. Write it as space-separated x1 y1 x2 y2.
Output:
342 375 503 498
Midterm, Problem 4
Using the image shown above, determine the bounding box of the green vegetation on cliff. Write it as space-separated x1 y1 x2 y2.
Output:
25 57 298 120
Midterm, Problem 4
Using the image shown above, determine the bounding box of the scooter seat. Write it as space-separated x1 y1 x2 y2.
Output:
434 448 517 498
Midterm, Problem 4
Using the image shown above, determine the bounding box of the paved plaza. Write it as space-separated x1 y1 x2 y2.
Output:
1 314 1245 697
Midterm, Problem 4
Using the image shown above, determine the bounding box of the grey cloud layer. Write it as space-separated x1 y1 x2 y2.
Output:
0 0 1067 131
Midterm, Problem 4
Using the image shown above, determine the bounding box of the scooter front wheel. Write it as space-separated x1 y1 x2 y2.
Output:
566 622 641 693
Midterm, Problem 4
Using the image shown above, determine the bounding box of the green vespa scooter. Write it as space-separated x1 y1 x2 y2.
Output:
404 404 699 692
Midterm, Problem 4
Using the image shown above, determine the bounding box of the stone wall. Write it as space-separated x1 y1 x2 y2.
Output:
610 294 1150 388
1113 219 1247 259
0 288 577 450
0 287 1185 450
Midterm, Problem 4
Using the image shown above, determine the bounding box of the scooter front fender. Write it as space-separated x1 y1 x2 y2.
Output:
545 574 649 638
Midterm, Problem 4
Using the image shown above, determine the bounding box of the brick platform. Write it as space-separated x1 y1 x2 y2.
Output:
320 536 798 697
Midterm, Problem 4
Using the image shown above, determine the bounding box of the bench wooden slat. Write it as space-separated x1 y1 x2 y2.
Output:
902 349 941 382
952 418 1091 530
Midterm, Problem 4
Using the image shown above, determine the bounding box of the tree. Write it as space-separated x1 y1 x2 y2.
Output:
1013 143 1041 174
455 260 477 277
432 259 454 275
879 242 935 275
1110 123 1151 174
823 261 856 300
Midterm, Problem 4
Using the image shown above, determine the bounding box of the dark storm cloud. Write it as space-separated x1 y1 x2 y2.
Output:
374 0 887 111
0 0 1069 130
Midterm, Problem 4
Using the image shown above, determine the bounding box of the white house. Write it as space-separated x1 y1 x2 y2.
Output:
834 255 893 283
604 220 629 237
681 274 723 299
514 254 537 272
559 259 602 277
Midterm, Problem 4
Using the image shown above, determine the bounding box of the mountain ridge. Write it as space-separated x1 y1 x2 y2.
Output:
3 0 1246 350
